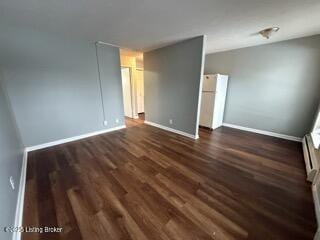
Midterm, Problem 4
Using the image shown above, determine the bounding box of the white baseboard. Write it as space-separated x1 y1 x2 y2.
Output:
222 123 302 142
12 125 127 240
26 125 126 152
144 120 199 139
12 149 28 240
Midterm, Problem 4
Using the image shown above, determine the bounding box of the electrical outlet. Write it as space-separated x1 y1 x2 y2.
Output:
103 120 108 126
10 176 15 190
115 118 119 123
169 119 173 125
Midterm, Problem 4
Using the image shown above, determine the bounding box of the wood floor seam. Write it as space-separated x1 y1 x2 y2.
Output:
22 118 317 240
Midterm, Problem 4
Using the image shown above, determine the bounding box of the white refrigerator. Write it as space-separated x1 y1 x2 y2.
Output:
199 74 228 129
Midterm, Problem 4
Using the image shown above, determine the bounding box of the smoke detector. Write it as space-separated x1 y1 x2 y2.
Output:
259 27 280 39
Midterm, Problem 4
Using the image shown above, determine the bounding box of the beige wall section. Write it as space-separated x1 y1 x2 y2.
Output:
136 69 144 113
120 52 144 118
136 59 144 69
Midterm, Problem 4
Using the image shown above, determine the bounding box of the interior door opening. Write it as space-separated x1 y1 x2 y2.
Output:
121 67 134 118
119 49 144 123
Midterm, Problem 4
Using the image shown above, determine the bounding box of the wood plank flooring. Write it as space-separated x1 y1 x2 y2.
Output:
23 118 317 240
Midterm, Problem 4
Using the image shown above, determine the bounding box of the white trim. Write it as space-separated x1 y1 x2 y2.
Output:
96 41 122 48
95 43 107 123
12 150 28 240
144 120 199 140
311 131 320 149
12 125 127 240
195 35 207 139
222 123 302 142
26 125 126 152
312 104 320 132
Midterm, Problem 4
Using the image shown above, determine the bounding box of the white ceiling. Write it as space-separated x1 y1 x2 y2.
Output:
1 0 320 53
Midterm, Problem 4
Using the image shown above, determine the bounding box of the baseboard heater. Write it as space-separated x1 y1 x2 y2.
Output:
303 135 320 240
303 135 319 183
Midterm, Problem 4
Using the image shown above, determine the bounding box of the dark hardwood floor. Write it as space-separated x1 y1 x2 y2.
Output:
23 118 317 240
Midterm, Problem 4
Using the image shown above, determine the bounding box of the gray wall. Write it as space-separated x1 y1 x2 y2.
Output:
205 35 320 138
0 80 23 240
0 25 124 147
144 36 205 136
96 43 125 127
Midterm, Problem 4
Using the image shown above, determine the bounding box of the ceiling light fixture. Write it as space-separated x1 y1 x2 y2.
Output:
259 27 280 39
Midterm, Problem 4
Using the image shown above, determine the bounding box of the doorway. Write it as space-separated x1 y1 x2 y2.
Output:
121 67 134 118
119 49 144 121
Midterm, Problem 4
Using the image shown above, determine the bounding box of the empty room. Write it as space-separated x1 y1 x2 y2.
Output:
1 1 320 240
